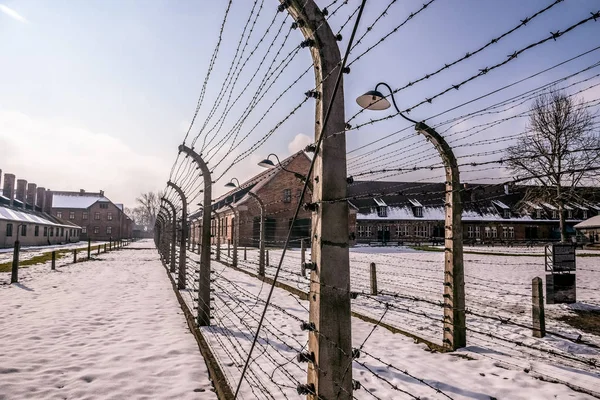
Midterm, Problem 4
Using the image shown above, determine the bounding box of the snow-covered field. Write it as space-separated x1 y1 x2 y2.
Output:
178 247 600 399
0 240 108 264
0 240 216 400
202 244 600 396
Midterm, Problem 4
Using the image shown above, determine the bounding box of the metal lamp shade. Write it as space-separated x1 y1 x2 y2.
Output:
356 90 391 111
224 182 237 188
258 159 276 168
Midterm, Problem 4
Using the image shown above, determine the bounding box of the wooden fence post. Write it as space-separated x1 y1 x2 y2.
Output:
532 277 546 338
301 239 306 275
370 262 377 295
87 238 91 259
73 249 77 264
228 239 231 259
266 249 269 267
51 251 56 270
11 240 20 284
244 246 247 261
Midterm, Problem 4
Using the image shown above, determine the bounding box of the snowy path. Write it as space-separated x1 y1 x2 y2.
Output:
0 240 217 400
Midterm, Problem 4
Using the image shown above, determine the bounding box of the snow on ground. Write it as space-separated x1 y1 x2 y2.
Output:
0 239 217 400
0 240 108 264
177 249 600 399
211 244 600 394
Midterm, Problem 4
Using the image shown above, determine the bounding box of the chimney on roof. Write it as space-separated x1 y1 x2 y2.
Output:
44 189 53 213
99 190 104 196
26 183 37 208
3 173 15 206
16 179 27 208
36 187 46 210
80 189 85 195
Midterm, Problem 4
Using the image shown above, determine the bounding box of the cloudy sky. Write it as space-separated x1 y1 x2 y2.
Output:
1 0 598 208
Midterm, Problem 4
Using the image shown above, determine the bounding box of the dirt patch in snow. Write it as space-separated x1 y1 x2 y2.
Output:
557 310 600 336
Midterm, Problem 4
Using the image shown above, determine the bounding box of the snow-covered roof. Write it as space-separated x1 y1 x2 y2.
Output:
570 202 589 211
52 194 110 209
115 203 124 211
408 199 423 207
541 202 557 211
373 198 387 207
523 201 542 210
492 200 510 210
574 215 600 229
0 205 79 228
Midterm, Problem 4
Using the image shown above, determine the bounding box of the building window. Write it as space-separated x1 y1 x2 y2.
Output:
508 226 515 238
83 212 88 220
583 210 588 219
416 224 428 237
95 212 100 220
93 226 99 234
366 226 372 237
34 226 39 237
43 226 48 237
536 209 541 219
475 226 480 239
568 210 573 219
502 226 508 238
552 210 558 219
377 206 388 218
396 224 409 237
225 218 228 236
107 226 112 234
492 227 497 238
69 212 75 219
50 227 54 237
283 189 292 203
82 227 87 234
107 212 113 221
20 225 26 236
358 225 364 237
6 223 13 237
57 211 62 218
61 228 64 236
414 207 423 218
467 226 474 238
503 209 510 219
99 203 108 209
484 227 491 238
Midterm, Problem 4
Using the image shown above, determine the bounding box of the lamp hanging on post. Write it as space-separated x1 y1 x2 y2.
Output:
356 82 466 350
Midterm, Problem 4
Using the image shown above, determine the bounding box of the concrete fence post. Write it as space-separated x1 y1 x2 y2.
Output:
11 240 20 284
301 239 306 274
167 180 188 290
228 239 231 259
266 249 269 268
51 251 56 271
532 277 546 338
370 262 377 295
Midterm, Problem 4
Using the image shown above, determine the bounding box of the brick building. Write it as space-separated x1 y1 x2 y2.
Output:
46 190 133 241
350 181 600 245
189 150 357 249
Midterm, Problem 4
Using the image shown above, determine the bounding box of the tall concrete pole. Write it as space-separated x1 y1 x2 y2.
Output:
178 144 212 327
162 199 178 274
415 122 466 350
167 181 187 290
247 191 266 277
226 204 239 267
285 1 352 398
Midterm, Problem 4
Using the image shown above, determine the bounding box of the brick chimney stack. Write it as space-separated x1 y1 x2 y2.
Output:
36 187 46 210
3 173 16 206
44 190 53 214
27 183 37 208
16 179 27 208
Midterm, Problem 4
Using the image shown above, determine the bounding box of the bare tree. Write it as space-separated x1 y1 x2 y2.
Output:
135 191 164 228
506 89 600 242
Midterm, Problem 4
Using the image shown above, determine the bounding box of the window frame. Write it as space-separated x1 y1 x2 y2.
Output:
94 212 100 220
34 225 39 237
6 223 13 237
283 189 292 203
83 212 88 220
69 211 75 220
57 211 62 218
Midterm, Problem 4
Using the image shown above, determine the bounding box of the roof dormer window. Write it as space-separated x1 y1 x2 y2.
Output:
408 199 423 218
504 209 510 219
374 198 387 218
536 209 541 219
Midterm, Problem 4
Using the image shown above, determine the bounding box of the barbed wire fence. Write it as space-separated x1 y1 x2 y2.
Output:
153 0 600 398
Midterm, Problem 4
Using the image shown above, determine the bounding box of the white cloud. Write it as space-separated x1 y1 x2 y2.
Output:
0 110 169 207
0 4 28 23
288 133 312 154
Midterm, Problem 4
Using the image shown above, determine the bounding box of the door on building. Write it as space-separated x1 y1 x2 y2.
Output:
377 226 390 244
289 218 311 247
525 226 538 240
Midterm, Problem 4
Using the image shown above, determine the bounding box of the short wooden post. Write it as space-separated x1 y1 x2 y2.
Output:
244 246 247 261
109 239 112 251
97 245 100 255
532 277 546 338
87 238 91 259
104 243 107 252
301 239 306 274
51 251 56 270
11 240 20 284
370 262 377 295
73 249 77 263
266 249 269 267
